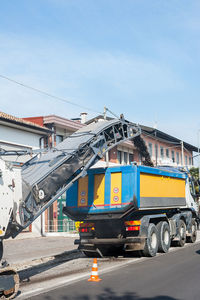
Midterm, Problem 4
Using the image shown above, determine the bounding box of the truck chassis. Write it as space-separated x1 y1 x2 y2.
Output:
76 209 198 257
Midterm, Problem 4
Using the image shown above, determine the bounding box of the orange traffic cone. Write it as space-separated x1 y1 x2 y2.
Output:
88 258 102 282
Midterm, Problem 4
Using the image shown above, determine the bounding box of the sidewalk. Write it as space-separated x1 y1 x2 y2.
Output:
4 231 200 266
4 234 78 265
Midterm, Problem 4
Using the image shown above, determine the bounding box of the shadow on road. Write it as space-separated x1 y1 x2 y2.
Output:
18 249 84 283
35 287 179 300
18 248 143 284
196 249 200 255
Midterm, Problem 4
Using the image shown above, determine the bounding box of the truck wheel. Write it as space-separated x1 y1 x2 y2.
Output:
186 219 197 243
143 223 158 257
177 219 186 247
157 221 171 253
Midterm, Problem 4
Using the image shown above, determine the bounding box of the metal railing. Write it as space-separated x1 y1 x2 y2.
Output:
45 219 77 233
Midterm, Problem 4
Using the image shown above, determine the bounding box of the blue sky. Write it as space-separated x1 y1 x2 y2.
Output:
0 0 200 151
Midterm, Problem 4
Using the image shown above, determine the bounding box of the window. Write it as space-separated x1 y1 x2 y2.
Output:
176 152 179 165
117 151 122 164
124 152 128 165
129 153 134 164
189 157 192 165
160 146 164 159
185 156 188 166
166 149 169 158
118 150 133 165
40 136 48 149
171 150 175 163
148 143 152 157
56 135 63 145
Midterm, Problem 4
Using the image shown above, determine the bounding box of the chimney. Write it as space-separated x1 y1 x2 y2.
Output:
80 112 88 124
153 121 158 129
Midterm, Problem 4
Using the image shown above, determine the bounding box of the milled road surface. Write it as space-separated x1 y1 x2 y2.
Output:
27 242 200 300
4 235 77 264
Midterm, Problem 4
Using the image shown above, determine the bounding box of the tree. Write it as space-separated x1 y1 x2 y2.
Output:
189 167 199 194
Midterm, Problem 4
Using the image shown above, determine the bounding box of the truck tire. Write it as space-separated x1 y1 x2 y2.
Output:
142 223 158 257
176 219 186 247
156 221 171 253
186 219 197 243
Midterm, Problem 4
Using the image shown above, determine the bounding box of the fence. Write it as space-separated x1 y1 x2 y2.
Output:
45 219 77 233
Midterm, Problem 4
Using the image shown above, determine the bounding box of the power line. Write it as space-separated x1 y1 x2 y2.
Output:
193 153 200 158
0 74 102 115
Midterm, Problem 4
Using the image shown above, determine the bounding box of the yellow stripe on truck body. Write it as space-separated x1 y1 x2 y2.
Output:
110 172 122 205
94 174 105 206
140 173 186 208
140 173 185 198
78 176 88 207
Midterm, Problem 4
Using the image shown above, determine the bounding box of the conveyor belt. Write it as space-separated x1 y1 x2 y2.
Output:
11 119 140 234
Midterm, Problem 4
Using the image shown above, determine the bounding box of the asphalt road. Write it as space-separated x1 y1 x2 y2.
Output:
27 242 200 300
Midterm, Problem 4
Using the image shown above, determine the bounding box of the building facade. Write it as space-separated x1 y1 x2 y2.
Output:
86 116 196 168
0 111 52 235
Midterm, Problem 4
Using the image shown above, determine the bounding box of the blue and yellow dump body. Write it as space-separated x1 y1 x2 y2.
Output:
66 165 187 218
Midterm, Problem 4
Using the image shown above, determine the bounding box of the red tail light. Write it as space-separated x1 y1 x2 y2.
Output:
79 228 89 233
126 225 140 231
125 220 141 232
79 223 95 233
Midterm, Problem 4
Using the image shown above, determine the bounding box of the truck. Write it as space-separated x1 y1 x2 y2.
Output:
0 117 199 298
65 164 199 257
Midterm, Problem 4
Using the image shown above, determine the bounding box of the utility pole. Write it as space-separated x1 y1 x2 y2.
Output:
181 141 185 166
198 130 200 180
103 107 109 166
103 107 107 120
154 130 158 166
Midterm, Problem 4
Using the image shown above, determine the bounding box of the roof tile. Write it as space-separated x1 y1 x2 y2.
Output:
0 111 48 130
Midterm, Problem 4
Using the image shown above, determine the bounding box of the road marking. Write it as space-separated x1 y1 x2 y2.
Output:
21 288 43 297
18 239 200 300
